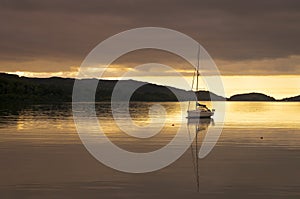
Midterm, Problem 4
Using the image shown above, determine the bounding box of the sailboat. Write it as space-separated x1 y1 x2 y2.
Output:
187 46 215 118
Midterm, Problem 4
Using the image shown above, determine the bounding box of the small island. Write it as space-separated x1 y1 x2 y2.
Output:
280 95 300 102
229 93 276 101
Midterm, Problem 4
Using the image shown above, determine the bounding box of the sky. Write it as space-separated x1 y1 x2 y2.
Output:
0 0 299 98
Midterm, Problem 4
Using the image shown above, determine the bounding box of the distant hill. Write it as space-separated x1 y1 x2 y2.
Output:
195 91 227 101
229 92 276 101
280 95 300 102
0 73 226 103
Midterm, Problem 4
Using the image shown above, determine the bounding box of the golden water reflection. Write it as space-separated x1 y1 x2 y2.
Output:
0 102 299 148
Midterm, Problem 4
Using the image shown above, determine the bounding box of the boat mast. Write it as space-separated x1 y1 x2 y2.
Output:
196 45 200 106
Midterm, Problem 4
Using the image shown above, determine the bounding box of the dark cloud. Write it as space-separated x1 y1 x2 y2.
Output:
0 0 299 75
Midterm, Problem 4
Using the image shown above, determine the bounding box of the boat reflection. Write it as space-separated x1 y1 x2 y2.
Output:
187 118 214 192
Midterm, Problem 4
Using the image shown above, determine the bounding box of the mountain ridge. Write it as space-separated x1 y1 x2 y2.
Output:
0 73 225 103
229 92 276 101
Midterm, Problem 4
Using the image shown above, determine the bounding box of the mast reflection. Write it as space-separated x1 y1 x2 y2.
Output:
187 118 214 192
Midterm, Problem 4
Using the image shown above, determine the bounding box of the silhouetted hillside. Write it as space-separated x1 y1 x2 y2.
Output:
280 95 300 102
195 91 226 101
229 93 276 101
0 73 226 104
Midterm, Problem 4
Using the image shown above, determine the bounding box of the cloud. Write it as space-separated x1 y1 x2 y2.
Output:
0 0 299 75
217 55 300 75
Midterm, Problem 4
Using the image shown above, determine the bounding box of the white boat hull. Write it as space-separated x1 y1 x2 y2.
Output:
187 110 214 118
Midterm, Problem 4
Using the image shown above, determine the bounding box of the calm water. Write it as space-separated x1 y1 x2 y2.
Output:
0 102 299 198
